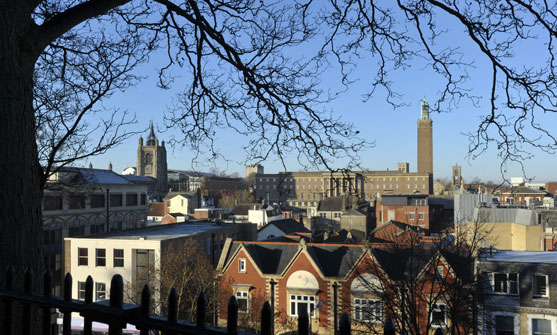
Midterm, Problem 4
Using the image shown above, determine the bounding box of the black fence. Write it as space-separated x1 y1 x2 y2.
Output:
0 267 444 335
0 267 356 335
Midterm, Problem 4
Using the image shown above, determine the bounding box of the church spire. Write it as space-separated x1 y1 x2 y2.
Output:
420 98 430 120
146 121 156 146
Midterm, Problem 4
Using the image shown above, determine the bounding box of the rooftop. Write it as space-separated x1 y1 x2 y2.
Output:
69 222 223 241
480 250 557 264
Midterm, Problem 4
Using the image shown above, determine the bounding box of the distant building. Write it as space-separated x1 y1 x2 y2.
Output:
245 163 263 178
257 219 310 241
137 122 168 199
451 165 462 188
417 98 433 175
255 170 433 208
462 207 557 251
43 167 148 294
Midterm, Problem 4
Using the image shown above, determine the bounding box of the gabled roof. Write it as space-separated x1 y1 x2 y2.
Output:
509 186 546 194
164 192 195 200
260 219 310 235
317 196 347 211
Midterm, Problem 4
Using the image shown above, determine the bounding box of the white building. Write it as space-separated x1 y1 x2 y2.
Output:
65 222 257 307
247 204 282 228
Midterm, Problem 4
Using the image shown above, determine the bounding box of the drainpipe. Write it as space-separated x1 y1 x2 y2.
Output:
106 188 110 232
333 282 338 335
270 279 277 334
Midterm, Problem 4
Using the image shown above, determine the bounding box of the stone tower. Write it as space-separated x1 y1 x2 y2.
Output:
417 98 433 175
452 164 462 188
137 122 168 198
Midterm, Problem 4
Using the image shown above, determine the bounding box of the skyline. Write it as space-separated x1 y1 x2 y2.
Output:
81 4 557 184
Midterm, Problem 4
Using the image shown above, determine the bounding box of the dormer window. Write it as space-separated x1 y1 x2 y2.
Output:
493 273 519 295
533 274 549 298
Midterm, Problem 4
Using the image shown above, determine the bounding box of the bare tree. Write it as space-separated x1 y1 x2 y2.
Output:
344 221 492 335
1 2 556 333
219 189 255 209
125 239 218 322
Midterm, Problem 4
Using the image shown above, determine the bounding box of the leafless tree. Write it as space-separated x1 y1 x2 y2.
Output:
125 239 218 322
345 221 492 335
1 1 556 333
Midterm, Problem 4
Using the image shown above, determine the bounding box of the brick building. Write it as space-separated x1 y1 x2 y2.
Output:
255 169 433 208
217 239 473 334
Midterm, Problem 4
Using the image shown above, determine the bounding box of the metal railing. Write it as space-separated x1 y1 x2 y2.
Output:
0 267 356 335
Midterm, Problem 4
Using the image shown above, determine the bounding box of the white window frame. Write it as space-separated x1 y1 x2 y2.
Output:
491 311 519 335
492 273 519 295
353 298 382 323
78 281 86 300
418 213 425 220
236 290 249 313
527 314 556 335
96 282 106 301
409 213 415 220
533 274 549 298
238 259 246 273
289 294 317 318
430 303 447 328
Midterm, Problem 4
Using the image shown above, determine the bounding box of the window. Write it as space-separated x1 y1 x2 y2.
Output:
435 266 444 282
43 196 63 211
418 213 425 220
78 281 86 300
126 193 138 206
90 194 105 208
236 291 249 313
96 282 106 301
110 194 123 207
354 298 382 323
533 275 549 298
289 294 316 317
140 194 147 205
493 273 519 295
78 248 88 266
430 303 447 327
68 195 85 209
96 249 106 267
409 213 415 220
494 315 514 335
532 318 551 335
114 249 124 267
239 259 246 273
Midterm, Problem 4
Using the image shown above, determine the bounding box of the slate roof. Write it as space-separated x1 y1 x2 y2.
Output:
230 204 259 215
60 167 133 185
123 175 156 183
318 196 347 211
263 219 310 234
509 186 546 194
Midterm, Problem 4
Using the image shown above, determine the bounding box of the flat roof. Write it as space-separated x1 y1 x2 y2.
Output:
481 250 557 264
71 222 224 241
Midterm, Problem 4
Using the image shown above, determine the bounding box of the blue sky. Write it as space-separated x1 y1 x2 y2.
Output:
86 5 557 184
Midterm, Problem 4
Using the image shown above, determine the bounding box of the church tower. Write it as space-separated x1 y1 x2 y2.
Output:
137 122 168 198
417 99 433 175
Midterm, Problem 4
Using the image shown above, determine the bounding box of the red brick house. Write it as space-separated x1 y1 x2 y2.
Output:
498 186 548 206
216 239 473 334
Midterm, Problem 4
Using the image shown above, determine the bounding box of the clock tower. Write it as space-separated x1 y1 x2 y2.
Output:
417 99 433 175
137 122 168 198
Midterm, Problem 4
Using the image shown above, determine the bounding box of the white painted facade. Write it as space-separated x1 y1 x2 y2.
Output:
67 237 162 304
248 209 282 228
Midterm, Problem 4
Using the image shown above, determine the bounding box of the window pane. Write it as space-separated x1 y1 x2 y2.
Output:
494 273 507 293
495 315 514 335
534 275 547 297
509 273 518 294
532 319 551 335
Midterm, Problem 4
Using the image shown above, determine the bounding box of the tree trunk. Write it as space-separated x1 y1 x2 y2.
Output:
0 2 44 333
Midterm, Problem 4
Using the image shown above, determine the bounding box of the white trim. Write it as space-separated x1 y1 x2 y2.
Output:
527 314 557 335
238 258 246 273
490 311 519 335
533 274 550 299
